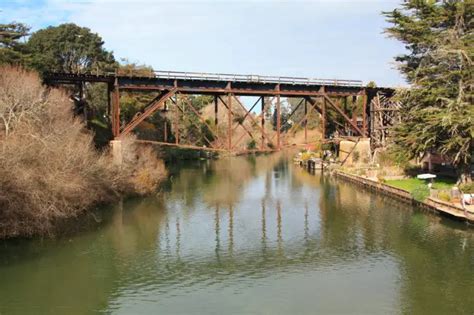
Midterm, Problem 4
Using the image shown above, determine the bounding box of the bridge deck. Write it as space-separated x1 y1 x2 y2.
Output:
44 71 392 97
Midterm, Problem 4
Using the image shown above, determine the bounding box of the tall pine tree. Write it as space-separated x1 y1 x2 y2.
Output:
0 22 30 66
384 0 473 183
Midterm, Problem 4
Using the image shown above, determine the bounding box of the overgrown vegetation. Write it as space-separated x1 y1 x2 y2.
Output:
120 136 167 196
384 0 473 183
247 139 257 150
459 182 474 194
0 66 165 238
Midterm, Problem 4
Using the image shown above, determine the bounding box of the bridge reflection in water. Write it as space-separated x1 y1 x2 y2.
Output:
0 154 473 314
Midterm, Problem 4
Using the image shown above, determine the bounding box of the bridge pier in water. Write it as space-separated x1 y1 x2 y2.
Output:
110 139 123 165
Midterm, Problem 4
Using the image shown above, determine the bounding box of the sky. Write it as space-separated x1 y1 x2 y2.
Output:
1 0 407 87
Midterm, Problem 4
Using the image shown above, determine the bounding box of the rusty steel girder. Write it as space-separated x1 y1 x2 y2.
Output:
43 71 395 153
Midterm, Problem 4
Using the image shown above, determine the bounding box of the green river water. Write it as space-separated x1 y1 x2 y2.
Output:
0 153 473 314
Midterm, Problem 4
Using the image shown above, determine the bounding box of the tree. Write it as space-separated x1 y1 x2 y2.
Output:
117 58 155 76
0 66 45 137
0 22 30 66
288 97 323 130
272 99 292 132
26 23 116 75
384 0 473 183
288 98 305 127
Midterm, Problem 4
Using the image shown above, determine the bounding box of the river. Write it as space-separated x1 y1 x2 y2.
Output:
0 153 473 314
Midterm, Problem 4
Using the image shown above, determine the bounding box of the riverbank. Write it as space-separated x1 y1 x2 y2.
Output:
334 170 474 225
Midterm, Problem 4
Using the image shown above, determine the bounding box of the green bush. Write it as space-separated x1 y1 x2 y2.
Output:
404 165 423 177
459 182 474 193
321 143 333 151
356 169 367 176
376 150 395 166
411 185 430 202
437 190 451 202
247 139 257 150
376 173 386 183
313 142 322 152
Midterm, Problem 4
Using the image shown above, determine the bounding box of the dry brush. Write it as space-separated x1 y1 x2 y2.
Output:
0 66 166 238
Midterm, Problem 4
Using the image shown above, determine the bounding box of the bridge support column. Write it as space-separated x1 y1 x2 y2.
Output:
304 99 308 144
276 85 281 150
110 140 123 166
107 83 112 120
322 96 326 140
112 78 120 138
227 92 232 151
352 96 357 136
214 95 218 126
174 94 179 145
261 97 265 150
362 89 367 137
164 120 168 142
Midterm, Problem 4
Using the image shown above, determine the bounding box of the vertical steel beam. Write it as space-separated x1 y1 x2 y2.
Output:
304 98 308 144
276 84 281 150
322 93 364 137
322 96 326 140
362 89 367 137
112 78 120 138
227 91 232 151
214 95 218 126
370 93 376 145
343 96 348 134
78 82 88 126
366 92 375 139
261 96 265 149
352 96 357 136
78 82 84 102
107 83 112 118
164 119 168 142
175 94 179 144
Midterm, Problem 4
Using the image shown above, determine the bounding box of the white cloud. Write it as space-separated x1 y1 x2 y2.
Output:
1 0 405 86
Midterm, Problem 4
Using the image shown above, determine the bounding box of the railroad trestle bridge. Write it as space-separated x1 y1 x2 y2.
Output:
44 70 398 153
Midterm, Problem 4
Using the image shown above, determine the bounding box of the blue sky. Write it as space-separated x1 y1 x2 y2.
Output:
1 0 407 87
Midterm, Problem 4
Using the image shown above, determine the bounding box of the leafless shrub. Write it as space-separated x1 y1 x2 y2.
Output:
0 66 47 137
120 136 167 196
0 66 166 238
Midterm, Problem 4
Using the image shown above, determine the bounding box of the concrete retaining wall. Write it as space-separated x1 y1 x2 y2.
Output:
339 138 370 166
334 171 474 225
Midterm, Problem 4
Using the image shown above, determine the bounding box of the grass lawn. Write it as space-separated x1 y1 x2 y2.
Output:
386 177 456 201
385 177 457 201
386 177 456 192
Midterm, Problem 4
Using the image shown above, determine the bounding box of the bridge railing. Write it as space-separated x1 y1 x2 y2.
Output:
153 70 363 87
44 70 364 87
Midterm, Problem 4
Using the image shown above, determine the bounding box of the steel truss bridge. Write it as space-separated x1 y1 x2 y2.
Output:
44 70 398 153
